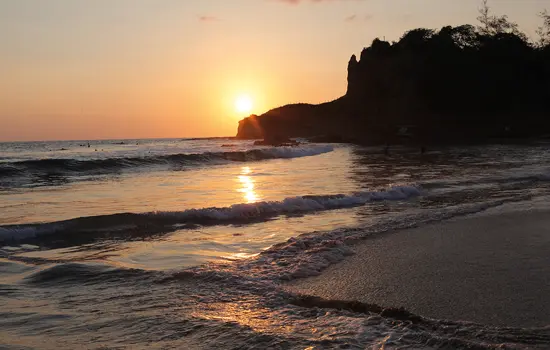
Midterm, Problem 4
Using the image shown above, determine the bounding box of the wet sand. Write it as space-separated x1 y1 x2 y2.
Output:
285 210 550 327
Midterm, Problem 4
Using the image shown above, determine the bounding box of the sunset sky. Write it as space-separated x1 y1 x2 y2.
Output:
1 0 549 141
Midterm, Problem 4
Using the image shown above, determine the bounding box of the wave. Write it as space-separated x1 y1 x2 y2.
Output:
427 173 550 189
23 262 152 285
288 294 550 347
15 258 550 349
0 145 334 185
7 192 550 349
417 168 550 199
0 185 421 243
226 193 534 282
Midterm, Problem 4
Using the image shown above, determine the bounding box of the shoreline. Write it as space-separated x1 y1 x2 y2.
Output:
284 210 550 327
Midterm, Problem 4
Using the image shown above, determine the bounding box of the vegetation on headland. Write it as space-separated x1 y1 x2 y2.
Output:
237 1 550 145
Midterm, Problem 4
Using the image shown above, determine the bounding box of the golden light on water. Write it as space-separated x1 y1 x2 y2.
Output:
238 166 260 203
194 301 295 335
222 252 260 261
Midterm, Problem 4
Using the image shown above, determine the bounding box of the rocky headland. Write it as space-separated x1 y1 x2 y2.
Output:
237 8 550 145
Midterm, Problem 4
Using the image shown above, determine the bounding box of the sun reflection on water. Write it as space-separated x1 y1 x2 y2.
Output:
222 252 260 261
238 166 260 203
194 301 295 335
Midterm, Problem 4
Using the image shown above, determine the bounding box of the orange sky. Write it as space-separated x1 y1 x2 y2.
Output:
1 0 548 141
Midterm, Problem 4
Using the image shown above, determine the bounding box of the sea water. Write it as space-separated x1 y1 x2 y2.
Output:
1 138 550 348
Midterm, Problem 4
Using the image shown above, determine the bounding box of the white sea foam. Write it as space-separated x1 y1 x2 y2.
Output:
0 145 335 189
0 185 421 242
156 185 422 221
219 194 535 282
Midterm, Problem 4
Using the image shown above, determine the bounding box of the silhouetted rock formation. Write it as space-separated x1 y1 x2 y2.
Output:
237 14 550 145
237 115 263 139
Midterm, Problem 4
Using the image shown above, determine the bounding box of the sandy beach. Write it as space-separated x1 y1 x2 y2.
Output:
286 210 550 327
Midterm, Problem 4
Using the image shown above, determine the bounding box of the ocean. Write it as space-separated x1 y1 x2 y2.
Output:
1 138 550 349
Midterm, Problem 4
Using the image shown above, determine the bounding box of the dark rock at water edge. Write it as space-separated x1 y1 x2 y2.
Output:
253 135 300 147
236 20 550 145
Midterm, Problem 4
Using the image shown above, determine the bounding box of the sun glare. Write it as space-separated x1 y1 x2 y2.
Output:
235 95 253 114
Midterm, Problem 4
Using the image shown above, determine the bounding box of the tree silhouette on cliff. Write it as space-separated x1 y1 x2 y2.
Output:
238 1 550 144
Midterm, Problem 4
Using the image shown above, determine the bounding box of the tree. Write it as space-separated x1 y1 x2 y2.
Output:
398 28 435 51
477 0 526 40
536 10 550 47
438 25 478 49
369 38 391 55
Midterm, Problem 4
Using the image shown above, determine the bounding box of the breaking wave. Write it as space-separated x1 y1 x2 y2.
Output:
0 185 421 242
0 145 334 186
11 193 550 349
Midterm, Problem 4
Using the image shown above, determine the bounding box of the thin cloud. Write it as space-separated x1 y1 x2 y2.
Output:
199 15 220 22
275 0 363 4
346 14 373 22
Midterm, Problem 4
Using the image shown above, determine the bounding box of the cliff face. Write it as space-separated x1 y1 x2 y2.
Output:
237 115 263 139
237 25 550 144
236 100 350 140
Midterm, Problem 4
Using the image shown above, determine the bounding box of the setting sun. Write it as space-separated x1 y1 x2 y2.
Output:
235 95 253 114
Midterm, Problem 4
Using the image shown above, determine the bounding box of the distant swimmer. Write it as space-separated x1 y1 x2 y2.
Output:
88 143 90 148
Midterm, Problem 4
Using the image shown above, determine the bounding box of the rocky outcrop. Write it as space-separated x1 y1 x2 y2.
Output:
236 101 349 140
237 115 263 139
237 24 550 144
253 136 300 147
